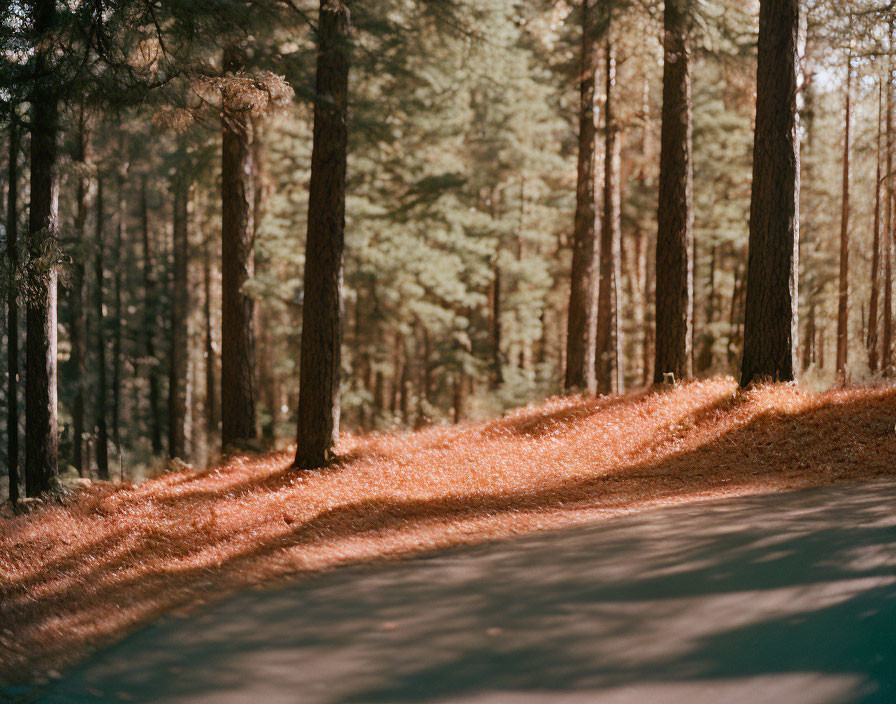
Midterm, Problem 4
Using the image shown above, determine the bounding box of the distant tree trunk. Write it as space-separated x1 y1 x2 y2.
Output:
654 0 694 385
869 82 883 373
295 0 351 469
168 174 189 460
490 259 503 387
595 39 622 395
373 369 385 419
6 119 19 503
802 296 816 370
221 44 257 448
565 0 599 394
452 372 466 423
835 54 852 382
740 0 800 387
632 78 651 387
203 231 219 436
25 0 60 496
696 245 717 373
113 155 127 462
642 233 655 385
93 176 110 481
70 112 89 478
140 178 163 454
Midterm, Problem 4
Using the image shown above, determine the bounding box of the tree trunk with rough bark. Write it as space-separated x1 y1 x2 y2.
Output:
221 44 257 448
93 176 110 481
565 0 599 394
112 154 127 460
71 112 89 478
884 18 894 373
835 55 852 381
6 119 19 502
168 174 189 460
295 0 351 469
740 0 800 387
654 0 694 385
203 230 219 437
595 39 622 395
140 178 163 454
25 0 60 496
869 82 883 373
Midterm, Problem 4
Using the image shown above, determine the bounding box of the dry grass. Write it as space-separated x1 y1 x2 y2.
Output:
2 378 895 683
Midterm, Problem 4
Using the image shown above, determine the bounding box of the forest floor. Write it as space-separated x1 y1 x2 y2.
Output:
2 377 896 685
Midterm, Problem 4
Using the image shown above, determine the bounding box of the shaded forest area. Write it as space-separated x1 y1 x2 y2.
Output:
0 0 894 498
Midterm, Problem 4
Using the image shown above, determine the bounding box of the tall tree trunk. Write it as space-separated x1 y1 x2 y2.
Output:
221 44 257 447
565 0 599 393
203 230 219 437
25 0 60 496
6 119 19 503
595 39 622 395
168 174 189 460
869 81 883 373
112 154 127 467
294 0 351 469
140 178 163 454
654 0 694 385
70 111 89 478
885 19 895 374
740 0 800 387
835 54 852 381
93 176 109 481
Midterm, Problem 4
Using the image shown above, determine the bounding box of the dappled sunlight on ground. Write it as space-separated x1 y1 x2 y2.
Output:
2 378 895 682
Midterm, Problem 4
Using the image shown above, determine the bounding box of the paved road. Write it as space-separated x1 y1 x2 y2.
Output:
31 480 896 703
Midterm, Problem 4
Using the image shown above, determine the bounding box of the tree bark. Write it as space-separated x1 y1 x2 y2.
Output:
168 174 189 460
93 176 110 480
203 229 219 436
25 0 60 496
112 152 127 459
835 55 852 381
740 0 800 387
595 39 622 395
6 119 19 503
490 258 503 387
869 81 883 373
140 177 163 454
654 0 694 385
294 0 351 469
70 111 89 478
221 44 257 447
885 19 895 374
565 0 599 394
696 245 717 373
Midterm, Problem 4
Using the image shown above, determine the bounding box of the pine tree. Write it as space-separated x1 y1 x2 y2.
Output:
654 0 694 385
565 0 599 394
835 53 852 380
25 0 60 496
93 174 110 480
595 37 622 395
221 43 257 448
168 171 190 460
295 0 351 469
740 0 800 386
5 116 19 503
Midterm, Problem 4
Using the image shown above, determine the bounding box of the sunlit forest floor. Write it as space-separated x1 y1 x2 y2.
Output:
2 377 896 683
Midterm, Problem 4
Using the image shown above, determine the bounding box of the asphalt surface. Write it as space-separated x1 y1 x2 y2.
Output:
24 479 896 703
